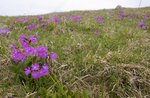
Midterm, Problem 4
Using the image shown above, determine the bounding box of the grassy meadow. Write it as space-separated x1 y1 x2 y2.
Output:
0 7 150 98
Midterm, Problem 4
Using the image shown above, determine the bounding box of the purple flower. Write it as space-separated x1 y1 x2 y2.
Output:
24 17 29 23
0 29 10 35
95 16 104 25
12 49 19 55
47 19 52 23
50 52 57 60
24 46 33 56
19 34 25 42
31 63 39 71
39 64 49 76
143 15 148 20
39 52 47 58
120 13 125 17
17 53 26 61
20 34 37 48
37 46 48 58
28 35 37 44
17 19 23 23
22 41 30 48
39 22 48 27
95 30 99 36
119 11 125 19
31 71 40 79
28 23 36 31
52 17 61 23
9 26 13 30
39 68 48 76
37 16 43 21
19 34 28 48
42 64 49 70
31 47 38 56
26 63 49 79
35 33 38 37
138 22 147 30
70 15 81 22
24 67 31 75
128 15 133 19
12 49 26 62
9 43 15 49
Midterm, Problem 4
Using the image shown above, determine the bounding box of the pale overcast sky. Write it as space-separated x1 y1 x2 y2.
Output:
0 0 150 16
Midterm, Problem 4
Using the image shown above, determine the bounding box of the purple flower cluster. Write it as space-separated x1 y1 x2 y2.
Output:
47 19 52 23
46 17 61 23
70 15 81 22
24 17 29 23
20 34 47 58
12 49 26 62
95 16 104 25
28 35 37 44
138 22 147 30
39 22 48 27
11 34 48 62
37 16 43 21
24 63 49 79
17 19 23 23
28 23 36 31
19 34 30 48
24 46 44 58
128 15 133 19
11 34 57 62
0 29 10 35
11 34 58 79
52 17 61 23
119 11 126 19
37 45 48 58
